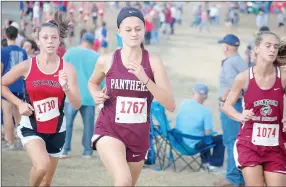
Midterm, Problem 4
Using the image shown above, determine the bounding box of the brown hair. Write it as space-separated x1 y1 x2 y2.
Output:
254 31 281 66
276 37 286 66
37 11 69 39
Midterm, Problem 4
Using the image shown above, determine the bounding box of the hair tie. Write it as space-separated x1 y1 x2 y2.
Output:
48 20 58 27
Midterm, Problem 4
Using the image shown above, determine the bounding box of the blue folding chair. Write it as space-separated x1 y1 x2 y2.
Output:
167 128 216 172
150 101 217 172
144 101 172 170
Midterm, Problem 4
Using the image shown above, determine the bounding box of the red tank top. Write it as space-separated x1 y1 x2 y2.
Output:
238 66 285 146
24 57 66 134
99 48 154 135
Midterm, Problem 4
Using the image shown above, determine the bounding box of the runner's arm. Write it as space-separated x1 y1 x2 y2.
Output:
148 55 176 112
64 62 81 109
88 55 107 102
222 71 248 122
2 60 30 107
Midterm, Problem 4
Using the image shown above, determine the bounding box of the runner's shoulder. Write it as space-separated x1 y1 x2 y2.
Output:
96 52 114 73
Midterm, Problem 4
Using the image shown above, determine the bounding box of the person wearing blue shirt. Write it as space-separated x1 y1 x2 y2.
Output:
175 83 225 173
116 32 123 49
60 33 99 159
1 26 28 150
101 22 108 53
216 34 247 186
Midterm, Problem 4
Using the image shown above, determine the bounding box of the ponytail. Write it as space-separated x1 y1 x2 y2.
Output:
37 11 69 39
54 11 69 39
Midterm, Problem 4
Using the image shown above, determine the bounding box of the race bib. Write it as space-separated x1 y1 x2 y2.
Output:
92 12 97 17
33 97 60 122
252 123 279 146
115 96 147 124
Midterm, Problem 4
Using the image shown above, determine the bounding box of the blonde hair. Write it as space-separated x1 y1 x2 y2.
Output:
254 31 281 66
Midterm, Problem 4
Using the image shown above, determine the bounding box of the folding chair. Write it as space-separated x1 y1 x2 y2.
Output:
167 128 216 172
150 101 217 172
144 101 172 170
144 118 165 171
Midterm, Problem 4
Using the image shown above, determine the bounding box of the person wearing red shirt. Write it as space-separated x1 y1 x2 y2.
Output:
145 15 153 45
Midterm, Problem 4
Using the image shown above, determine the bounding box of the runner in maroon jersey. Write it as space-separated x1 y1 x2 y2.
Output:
222 31 286 186
88 7 175 186
2 12 81 187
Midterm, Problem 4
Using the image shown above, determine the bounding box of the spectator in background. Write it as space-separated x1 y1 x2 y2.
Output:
215 34 247 186
91 3 98 26
59 1 68 13
170 4 177 34
68 20 75 45
151 9 161 44
277 10 286 33
20 1 25 19
1 26 28 151
256 11 265 29
60 33 99 159
191 4 201 28
67 1 75 22
145 15 153 45
175 83 225 173
10 22 25 47
116 32 123 49
199 10 210 32
209 5 219 25
101 21 109 54
263 1 272 26
176 6 183 25
22 39 38 59
164 4 172 35
33 2 40 27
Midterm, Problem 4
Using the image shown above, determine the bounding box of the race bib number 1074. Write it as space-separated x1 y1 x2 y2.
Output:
252 123 279 146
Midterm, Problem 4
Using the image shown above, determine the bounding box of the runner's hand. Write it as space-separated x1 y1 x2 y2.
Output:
58 70 68 87
94 87 110 104
241 108 254 122
18 102 34 116
282 118 286 133
127 60 149 84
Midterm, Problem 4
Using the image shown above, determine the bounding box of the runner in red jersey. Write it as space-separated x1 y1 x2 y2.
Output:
2 12 81 187
222 31 286 186
88 7 175 186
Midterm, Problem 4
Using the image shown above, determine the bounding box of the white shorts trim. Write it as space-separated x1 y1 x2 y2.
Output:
16 125 43 146
145 150 149 160
49 144 65 158
233 139 241 169
272 170 286 174
16 125 64 157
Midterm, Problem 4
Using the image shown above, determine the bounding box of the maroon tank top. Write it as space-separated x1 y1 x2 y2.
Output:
238 66 285 147
96 49 154 147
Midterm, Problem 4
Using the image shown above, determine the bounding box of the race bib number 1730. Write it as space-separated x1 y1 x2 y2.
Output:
33 97 60 122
